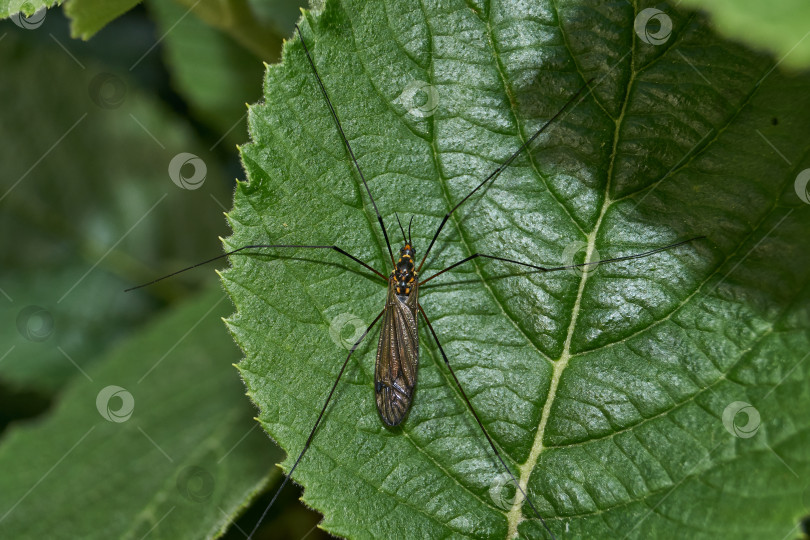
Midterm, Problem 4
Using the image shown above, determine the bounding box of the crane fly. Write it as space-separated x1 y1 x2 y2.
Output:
375 221 420 426
127 23 704 540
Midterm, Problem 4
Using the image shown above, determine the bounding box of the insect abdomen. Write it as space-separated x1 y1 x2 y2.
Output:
374 280 419 426
376 380 412 426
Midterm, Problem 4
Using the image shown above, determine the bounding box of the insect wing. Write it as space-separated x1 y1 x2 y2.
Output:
374 280 419 426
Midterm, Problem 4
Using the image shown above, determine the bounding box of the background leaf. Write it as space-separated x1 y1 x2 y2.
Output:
225 1 810 538
144 0 304 150
0 24 231 393
678 0 810 70
0 7 326 538
0 287 277 539
65 0 140 39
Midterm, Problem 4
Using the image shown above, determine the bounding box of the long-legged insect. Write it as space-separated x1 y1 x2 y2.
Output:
127 24 704 540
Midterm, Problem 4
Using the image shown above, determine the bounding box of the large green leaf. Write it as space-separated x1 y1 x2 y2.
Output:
224 0 810 538
0 287 278 538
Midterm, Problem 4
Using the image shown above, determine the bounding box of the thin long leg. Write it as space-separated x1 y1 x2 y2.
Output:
247 308 386 540
295 24 396 267
417 78 594 274
420 236 705 286
418 305 557 540
124 244 385 291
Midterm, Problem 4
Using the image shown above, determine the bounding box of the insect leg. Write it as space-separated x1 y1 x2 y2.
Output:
416 79 594 274
295 24 396 267
417 304 557 540
247 307 386 540
419 236 705 286
124 244 386 291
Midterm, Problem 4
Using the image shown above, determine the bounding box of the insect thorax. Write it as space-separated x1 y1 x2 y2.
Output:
393 244 416 297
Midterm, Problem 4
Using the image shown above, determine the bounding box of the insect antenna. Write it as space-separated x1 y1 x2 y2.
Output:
408 216 413 246
417 78 594 273
295 24 396 267
395 212 407 245
418 305 557 540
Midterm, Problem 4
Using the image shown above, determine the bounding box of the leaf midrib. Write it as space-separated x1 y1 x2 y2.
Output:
503 1 639 533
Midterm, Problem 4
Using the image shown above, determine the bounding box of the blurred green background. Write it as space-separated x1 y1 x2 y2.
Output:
0 1 331 538
4 0 810 538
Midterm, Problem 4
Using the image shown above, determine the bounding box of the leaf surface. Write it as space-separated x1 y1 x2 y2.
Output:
225 1 810 538
0 0 57 19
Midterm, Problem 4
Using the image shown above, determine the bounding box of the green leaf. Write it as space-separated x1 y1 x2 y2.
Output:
145 0 263 144
167 0 291 61
0 0 57 19
224 1 810 538
145 0 306 144
0 30 233 393
0 287 278 538
678 0 810 70
65 0 141 39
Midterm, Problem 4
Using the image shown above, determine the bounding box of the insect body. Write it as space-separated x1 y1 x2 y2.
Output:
375 244 419 425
